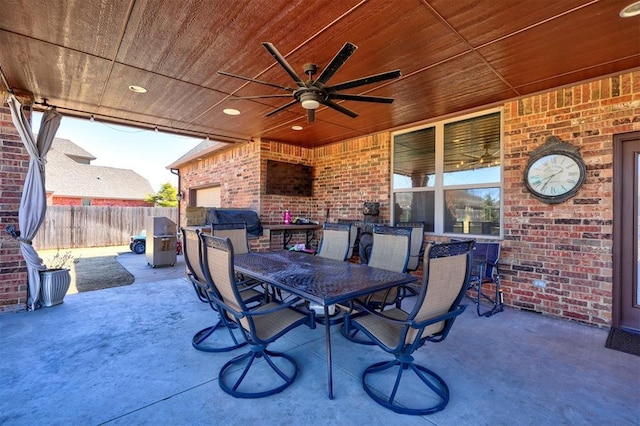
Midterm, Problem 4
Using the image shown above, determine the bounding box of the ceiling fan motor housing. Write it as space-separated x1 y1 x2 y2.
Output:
296 90 324 109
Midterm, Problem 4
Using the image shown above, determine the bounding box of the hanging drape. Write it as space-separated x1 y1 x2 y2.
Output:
7 94 62 310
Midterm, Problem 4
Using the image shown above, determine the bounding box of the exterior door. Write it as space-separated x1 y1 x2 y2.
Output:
613 131 640 332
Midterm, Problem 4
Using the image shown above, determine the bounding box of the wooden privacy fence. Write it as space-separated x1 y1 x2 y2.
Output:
33 206 178 250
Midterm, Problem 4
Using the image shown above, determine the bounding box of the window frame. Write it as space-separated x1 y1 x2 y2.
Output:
391 107 504 238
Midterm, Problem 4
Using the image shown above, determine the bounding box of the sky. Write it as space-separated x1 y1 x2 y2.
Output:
32 112 202 192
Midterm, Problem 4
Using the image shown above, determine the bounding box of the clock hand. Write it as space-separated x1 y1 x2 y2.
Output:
540 171 561 191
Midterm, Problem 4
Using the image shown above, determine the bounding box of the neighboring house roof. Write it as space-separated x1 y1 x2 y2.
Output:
167 139 227 169
47 137 96 164
46 138 154 200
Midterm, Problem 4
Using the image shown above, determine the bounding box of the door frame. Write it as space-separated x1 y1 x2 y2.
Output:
612 130 640 330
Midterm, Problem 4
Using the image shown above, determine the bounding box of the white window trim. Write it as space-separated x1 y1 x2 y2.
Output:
391 107 504 238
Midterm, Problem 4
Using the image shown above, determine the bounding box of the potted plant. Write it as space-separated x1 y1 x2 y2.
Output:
39 250 75 307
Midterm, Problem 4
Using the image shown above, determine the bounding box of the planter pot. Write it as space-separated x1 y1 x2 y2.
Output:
40 268 71 307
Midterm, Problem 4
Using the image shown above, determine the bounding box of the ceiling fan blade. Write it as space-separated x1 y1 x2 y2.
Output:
329 70 402 92
463 153 481 159
217 71 294 92
323 99 358 118
315 42 357 87
307 109 315 123
262 42 306 87
328 93 395 103
228 94 292 100
265 99 299 117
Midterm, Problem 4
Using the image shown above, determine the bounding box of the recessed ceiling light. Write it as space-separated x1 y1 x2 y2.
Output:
223 108 241 116
620 1 640 17
292 125 303 131
128 85 147 93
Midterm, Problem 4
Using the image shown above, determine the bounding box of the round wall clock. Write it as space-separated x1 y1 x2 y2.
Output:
524 136 586 204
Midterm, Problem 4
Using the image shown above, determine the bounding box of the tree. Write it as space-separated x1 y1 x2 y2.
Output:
145 183 178 207
483 193 499 222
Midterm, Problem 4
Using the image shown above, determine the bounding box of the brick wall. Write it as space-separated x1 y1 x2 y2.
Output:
49 195 152 207
313 133 391 223
177 72 640 327
0 102 29 313
500 71 640 325
259 140 314 224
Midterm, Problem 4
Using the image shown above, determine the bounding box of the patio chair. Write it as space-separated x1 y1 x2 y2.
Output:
396 221 426 272
342 225 412 343
200 234 315 398
360 225 412 309
343 239 474 415
396 221 426 297
181 227 262 353
210 222 251 254
211 221 269 295
467 241 504 317
317 222 352 261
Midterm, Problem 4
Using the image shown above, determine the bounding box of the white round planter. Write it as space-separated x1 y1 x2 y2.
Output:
40 268 71 307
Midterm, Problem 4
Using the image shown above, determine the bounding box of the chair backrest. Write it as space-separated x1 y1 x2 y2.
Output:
200 234 248 327
396 221 425 271
181 227 206 285
211 222 251 255
317 222 351 261
473 242 500 281
367 225 411 273
407 240 474 343
337 219 359 258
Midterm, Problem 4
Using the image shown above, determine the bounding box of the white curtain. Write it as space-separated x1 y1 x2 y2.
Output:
7 95 62 310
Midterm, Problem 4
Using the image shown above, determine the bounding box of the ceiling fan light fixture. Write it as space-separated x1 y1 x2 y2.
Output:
620 1 640 17
301 99 320 109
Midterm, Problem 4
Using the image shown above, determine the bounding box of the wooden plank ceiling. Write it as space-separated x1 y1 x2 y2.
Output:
1 0 639 149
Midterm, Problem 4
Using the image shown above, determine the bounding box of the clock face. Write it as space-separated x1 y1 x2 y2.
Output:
525 153 585 202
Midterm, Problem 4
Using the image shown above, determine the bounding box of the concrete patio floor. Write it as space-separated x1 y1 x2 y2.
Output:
1 250 638 425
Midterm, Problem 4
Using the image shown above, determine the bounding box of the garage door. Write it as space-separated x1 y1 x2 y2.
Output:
195 186 221 207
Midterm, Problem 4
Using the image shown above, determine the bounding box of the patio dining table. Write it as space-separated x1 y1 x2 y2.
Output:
234 250 418 399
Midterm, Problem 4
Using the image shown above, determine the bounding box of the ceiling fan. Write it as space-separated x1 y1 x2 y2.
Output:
218 42 401 123
462 144 500 167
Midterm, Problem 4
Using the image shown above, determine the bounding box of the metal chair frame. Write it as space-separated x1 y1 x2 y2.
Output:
343 240 474 415
467 241 504 317
342 225 412 344
200 234 315 398
181 227 247 352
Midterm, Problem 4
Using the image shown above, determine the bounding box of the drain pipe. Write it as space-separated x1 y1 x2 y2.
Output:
170 168 181 229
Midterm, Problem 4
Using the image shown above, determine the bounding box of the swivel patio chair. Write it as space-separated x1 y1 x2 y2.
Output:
337 218 360 260
200 234 315 398
342 225 412 343
181 227 261 353
466 241 504 317
360 225 412 309
396 221 426 272
396 221 426 296
314 222 352 318
211 221 269 297
343 239 474 415
317 222 352 261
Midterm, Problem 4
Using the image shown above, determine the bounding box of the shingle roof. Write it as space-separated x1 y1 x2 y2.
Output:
45 138 154 199
47 137 96 163
167 139 227 169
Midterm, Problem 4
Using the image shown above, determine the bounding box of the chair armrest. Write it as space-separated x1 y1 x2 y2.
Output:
245 297 305 317
205 293 244 320
236 277 264 291
348 299 412 325
411 305 466 330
